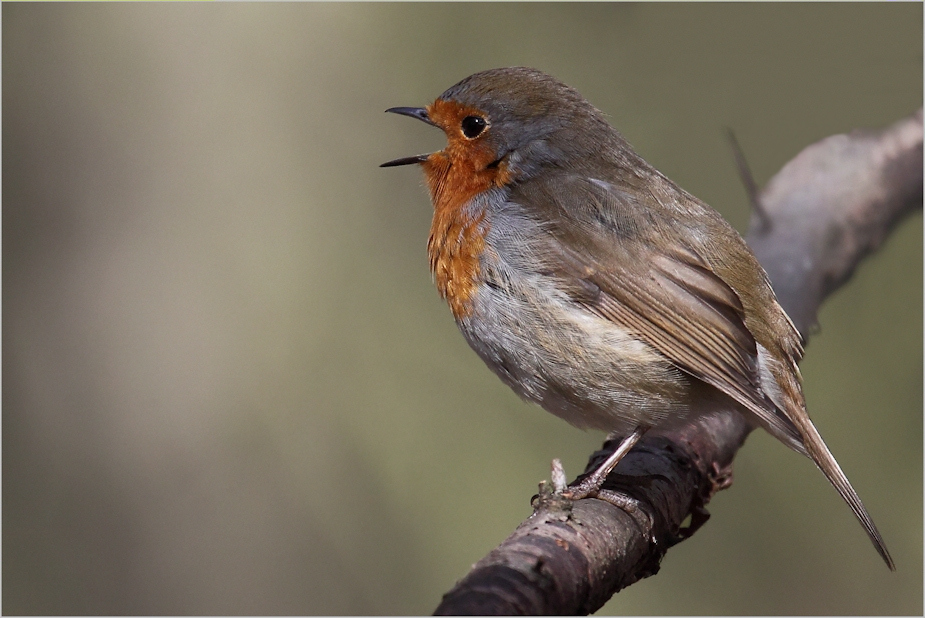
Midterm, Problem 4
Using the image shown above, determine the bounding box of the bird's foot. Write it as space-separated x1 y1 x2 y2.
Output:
558 426 655 538
560 474 653 540
561 425 648 500
561 473 606 501
562 474 642 513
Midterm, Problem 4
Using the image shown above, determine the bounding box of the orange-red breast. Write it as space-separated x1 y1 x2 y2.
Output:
382 67 893 569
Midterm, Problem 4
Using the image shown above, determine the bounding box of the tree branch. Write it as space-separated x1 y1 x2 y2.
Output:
434 108 923 616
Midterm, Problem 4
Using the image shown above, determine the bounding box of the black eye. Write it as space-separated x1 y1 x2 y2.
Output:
461 116 487 139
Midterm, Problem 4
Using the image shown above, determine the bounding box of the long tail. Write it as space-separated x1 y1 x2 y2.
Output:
791 409 895 570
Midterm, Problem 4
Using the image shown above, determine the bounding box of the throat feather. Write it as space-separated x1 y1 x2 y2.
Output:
424 155 492 320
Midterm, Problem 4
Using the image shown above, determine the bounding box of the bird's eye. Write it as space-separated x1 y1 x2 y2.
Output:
461 116 487 139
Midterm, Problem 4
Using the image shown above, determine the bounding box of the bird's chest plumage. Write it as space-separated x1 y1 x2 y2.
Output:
438 200 693 433
423 146 511 320
427 197 487 321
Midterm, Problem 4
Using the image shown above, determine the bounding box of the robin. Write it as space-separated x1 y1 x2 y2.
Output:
381 67 893 569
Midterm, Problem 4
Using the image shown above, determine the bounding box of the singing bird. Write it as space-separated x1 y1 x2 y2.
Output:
382 67 893 569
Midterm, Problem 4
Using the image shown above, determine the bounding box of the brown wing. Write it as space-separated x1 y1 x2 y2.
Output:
515 173 805 449
513 169 897 567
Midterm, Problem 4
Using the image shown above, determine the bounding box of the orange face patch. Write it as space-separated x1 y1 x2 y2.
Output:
420 99 513 320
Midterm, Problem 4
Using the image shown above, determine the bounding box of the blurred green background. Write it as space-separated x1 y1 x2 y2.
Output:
3 3 921 615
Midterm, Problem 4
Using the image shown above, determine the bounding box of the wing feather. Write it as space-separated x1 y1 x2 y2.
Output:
514 173 806 449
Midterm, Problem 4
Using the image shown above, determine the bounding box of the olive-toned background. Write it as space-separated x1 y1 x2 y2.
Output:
4 3 921 615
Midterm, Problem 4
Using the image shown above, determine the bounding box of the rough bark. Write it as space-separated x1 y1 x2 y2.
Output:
434 109 923 616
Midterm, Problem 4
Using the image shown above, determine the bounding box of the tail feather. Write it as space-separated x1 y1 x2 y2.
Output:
793 410 895 570
756 346 894 570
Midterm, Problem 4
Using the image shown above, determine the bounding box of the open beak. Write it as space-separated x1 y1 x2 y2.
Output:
385 106 436 126
381 107 437 167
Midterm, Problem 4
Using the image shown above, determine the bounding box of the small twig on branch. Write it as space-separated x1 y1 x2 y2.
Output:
434 108 923 616
725 127 769 233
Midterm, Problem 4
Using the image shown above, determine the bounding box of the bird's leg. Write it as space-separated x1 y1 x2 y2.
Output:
564 426 648 500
